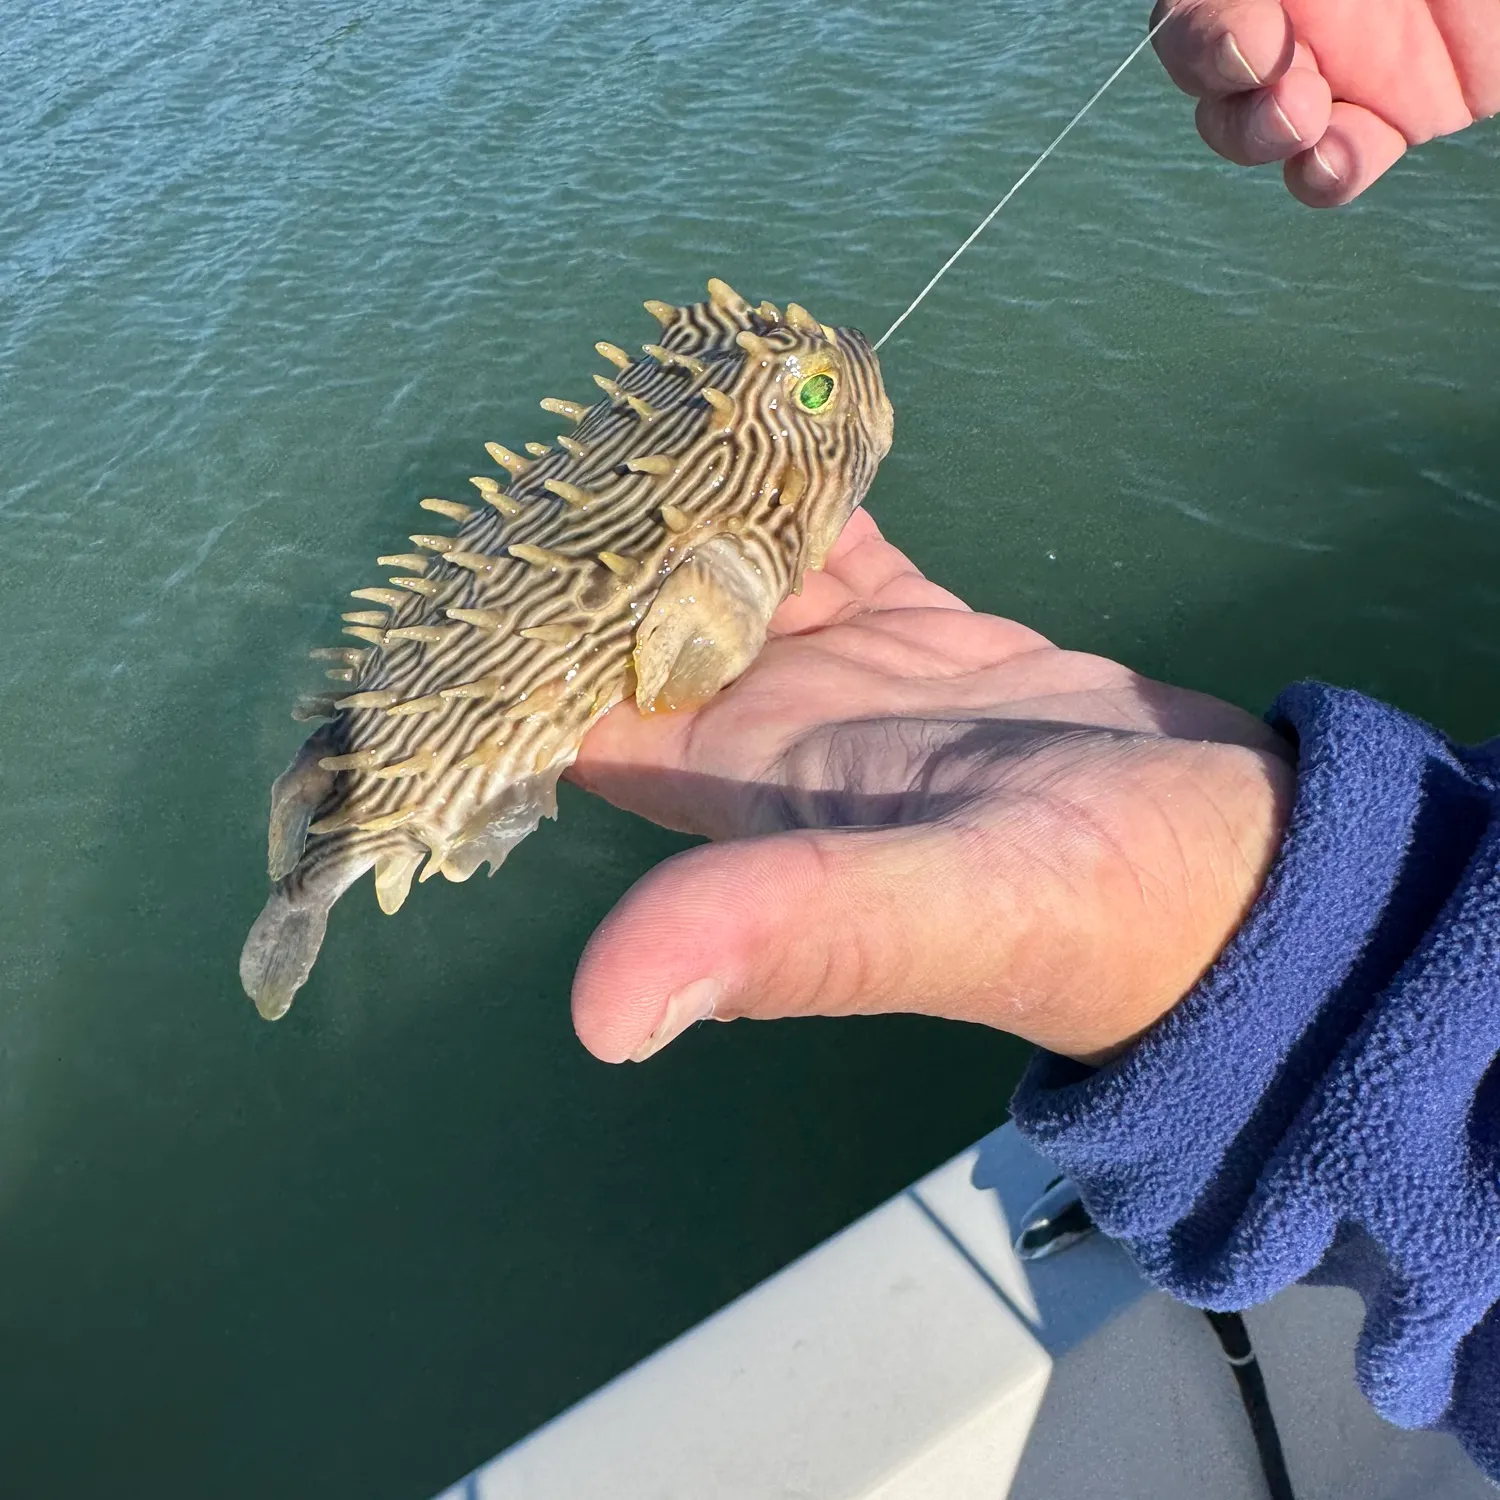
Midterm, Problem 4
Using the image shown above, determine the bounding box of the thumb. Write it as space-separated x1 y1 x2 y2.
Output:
571 821 1031 1065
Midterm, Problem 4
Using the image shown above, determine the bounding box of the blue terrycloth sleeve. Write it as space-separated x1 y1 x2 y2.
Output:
1010 682 1500 1479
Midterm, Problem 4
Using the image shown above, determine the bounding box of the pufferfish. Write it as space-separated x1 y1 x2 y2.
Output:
240 278 895 1019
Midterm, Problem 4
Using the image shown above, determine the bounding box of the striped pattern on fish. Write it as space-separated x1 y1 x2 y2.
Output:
240 279 895 1019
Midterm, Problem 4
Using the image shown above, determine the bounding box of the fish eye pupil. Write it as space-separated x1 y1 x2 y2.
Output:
798 373 835 411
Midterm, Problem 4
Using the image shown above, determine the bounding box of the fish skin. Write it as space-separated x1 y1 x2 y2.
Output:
240 280 895 1020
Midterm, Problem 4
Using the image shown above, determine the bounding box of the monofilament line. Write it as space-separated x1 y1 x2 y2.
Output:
874 11 1174 351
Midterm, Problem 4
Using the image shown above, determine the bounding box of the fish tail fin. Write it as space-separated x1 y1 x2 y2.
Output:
240 836 378 1021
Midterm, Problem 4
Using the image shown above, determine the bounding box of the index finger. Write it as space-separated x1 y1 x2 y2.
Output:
1151 0 1296 98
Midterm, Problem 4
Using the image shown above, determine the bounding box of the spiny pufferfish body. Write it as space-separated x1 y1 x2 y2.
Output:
240 279 895 1020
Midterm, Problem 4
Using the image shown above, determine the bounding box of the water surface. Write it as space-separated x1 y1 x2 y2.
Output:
2 1 1497 1494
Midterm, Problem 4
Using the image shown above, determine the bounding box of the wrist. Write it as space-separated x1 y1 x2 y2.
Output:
1008 739 1295 1066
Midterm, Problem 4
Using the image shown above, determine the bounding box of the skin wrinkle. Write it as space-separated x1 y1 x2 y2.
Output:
1159 775 1208 928
856 613 1006 670
1213 756 1287 906
917 734 988 817
808 830 908 1018
672 695 727 806
865 629 977 681
830 850 889 1016
1156 746 1287 951
1024 760 1179 917
901 722 951 807
1170 754 1235 935
829 632 937 688
925 819 1034 1017
814 624 969 686
808 835 865 1016
1120 742 1210 919
974 737 1279 1048
1169 0 1468 136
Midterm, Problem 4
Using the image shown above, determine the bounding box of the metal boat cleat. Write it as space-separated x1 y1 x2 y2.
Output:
1013 1174 1097 1261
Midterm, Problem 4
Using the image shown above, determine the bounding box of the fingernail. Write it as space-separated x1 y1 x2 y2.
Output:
1255 99 1303 150
628 979 722 1062
1306 143 1341 189
1216 33 1262 88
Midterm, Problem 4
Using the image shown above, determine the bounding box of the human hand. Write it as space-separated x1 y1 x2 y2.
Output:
1151 0 1500 205
566 511 1295 1067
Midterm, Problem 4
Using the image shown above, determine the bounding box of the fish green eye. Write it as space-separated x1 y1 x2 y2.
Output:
796 373 835 412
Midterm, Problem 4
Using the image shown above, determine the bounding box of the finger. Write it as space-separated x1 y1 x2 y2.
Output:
571 688 695 780
811 607 1052 678
1151 0 1296 99
827 503 885 556
1193 63 1332 164
770 509 969 637
822 524 970 613
834 534 972 609
571 822 1024 1063
769 557 967 639
766 509 889 637
1284 100 1408 207
1436 0 1500 119
766 566 860 637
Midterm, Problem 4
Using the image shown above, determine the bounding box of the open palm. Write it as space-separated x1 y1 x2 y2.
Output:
568 510 1294 1066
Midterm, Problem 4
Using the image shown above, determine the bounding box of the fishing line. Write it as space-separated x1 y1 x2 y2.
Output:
874 10 1175 351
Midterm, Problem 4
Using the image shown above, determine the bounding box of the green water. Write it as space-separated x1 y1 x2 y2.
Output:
4 0 1497 1494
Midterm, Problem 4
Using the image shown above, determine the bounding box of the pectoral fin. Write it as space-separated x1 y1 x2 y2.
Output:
633 535 778 713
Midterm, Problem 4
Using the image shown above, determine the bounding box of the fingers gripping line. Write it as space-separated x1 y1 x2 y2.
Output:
1153 0 1485 207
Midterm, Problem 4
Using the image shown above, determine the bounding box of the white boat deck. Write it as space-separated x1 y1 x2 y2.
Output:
434 1124 1491 1499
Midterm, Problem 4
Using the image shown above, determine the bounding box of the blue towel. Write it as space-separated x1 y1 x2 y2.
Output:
1011 683 1500 1479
